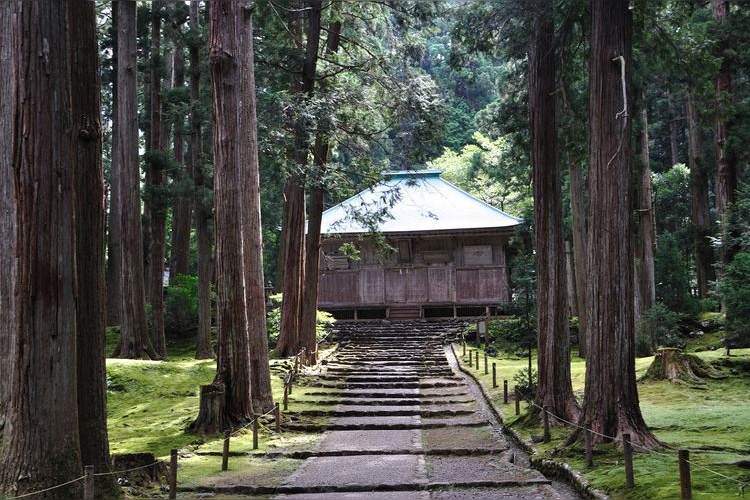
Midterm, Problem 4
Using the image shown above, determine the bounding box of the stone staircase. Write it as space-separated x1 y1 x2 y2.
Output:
274 320 578 499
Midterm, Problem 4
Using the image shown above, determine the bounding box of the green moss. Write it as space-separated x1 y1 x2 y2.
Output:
457 343 750 499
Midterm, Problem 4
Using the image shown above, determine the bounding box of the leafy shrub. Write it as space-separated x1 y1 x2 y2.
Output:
636 302 684 356
513 367 537 401
718 252 750 350
265 293 335 348
655 232 699 314
165 274 199 335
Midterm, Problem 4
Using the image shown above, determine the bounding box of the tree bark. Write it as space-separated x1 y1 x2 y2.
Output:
0 3 83 496
277 179 306 356
575 0 661 450
568 157 588 358
193 0 255 431
69 0 119 496
0 0 18 454
712 0 735 227
667 93 681 167
170 44 193 282
238 5 274 413
529 0 579 423
687 93 715 298
148 0 167 359
189 2 215 360
634 93 656 330
113 0 154 360
106 2 122 328
301 17 342 366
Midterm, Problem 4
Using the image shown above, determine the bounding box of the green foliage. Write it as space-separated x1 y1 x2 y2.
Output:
655 231 697 314
637 303 684 356
164 274 201 335
266 293 334 349
266 293 283 348
427 132 530 216
718 252 750 349
512 367 537 401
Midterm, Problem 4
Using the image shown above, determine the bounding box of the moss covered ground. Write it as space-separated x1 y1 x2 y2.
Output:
456 339 750 499
105 330 337 497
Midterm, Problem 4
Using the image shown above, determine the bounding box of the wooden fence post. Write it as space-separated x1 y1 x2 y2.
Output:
475 350 479 370
275 402 281 433
543 405 551 442
83 465 94 500
169 449 178 499
253 416 260 450
221 430 230 471
492 363 497 388
503 380 508 404
484 353 488 374
679 449 692 500
283 379 289 411
514 385 520 415
623 433 634 488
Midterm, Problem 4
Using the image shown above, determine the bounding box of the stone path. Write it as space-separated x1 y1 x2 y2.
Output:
274 321 580 499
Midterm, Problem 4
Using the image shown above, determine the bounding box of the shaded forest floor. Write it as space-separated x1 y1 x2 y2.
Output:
105 329 750 499
462 331 750 500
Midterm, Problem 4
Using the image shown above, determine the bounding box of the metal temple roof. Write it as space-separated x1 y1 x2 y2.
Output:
319 170 522 235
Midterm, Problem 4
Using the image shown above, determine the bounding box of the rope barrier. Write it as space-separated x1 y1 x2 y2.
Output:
92 460 164 477
8 475 87 499
513 368 750 491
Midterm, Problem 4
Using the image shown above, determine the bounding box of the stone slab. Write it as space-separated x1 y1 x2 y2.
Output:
281 454 425 489
425 455 548 484
314 429 422 453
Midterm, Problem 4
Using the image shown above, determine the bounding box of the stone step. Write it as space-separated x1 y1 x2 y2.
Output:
287 406 476 418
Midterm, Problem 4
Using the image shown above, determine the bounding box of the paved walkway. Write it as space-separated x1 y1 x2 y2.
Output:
274 322 581 499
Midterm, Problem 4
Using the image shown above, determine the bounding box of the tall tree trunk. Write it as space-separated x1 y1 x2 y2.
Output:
277 179 306 356
687 93 715 298
106 2 122 328
69 1 119 496
0 3 83 496
0 0 18 453
667 93 681 167
634 93 656 331
568 157 588 358
170 44 193 282
529 0 578 423
148 0 167 359
238 6 274 413
300 17 342 365
575 0 660 450
711 0 737 319
712 0 736 267
190 2 215 361
193 0 255 433
113 0 154 359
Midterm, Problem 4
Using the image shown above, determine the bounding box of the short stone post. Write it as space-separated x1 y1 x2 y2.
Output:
679 449 692 500
221 430 230 471
623 433 634 488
